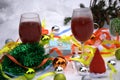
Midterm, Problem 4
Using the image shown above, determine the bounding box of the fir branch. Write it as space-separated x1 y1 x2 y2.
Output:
64 17 71 25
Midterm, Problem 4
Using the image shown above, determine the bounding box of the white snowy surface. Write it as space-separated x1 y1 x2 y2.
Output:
33 57 120 80
0 0 120 80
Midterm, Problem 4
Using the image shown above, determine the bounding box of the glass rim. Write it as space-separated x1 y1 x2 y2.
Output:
73 8 91 12
21 12 39 19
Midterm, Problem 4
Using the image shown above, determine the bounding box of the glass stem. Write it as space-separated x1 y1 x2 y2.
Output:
81 41 84 58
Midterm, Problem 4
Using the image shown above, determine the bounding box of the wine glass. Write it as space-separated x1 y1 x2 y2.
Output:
19 13 42 43
71 8 94 58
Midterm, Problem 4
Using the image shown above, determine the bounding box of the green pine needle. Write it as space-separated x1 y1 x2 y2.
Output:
2 42 51 76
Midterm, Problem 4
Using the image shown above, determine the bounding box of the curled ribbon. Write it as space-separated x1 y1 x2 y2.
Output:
101 39 120 57
107 63 117 80
70 45 95 66
0 42 19 55
85 28 111 45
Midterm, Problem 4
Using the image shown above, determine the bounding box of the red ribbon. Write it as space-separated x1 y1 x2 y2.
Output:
85 28 111 45
0 53 53 69
49 47 63 56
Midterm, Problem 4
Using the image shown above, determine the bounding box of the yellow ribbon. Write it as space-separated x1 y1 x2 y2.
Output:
107 63 117 80
58 35 71 43
101 40 120 57
41 19 46 28
70 45 95 66
37 71 56 80
0 42 19 55
101 48 115 57
70 36 81 48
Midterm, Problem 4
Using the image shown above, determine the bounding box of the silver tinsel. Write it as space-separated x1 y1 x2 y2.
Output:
55 66 63 73
78 66 89 76
107 59 116 69
51 25 60 34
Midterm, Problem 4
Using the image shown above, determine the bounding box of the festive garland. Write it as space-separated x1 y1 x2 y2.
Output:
2 42 52 76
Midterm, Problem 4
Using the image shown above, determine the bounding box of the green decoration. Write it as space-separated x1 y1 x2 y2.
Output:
24 68 35 80
79 3 85 8
64 17 71 25
110 18 120 36
2 42 52 76
40 34 51 46
115 48 120 60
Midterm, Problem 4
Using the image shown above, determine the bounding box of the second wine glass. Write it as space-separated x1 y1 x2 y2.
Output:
71 8 94 57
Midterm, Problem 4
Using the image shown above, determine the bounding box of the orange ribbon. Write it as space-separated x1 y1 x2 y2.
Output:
49 47 63 56
0 53 53 70
42 28 49 35
85 28 111 45
35 57 53 69
6 54 28 69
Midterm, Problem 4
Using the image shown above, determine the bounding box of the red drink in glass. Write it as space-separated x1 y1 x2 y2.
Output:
19 21 41 43
71 17 94 42
71 8 94 71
